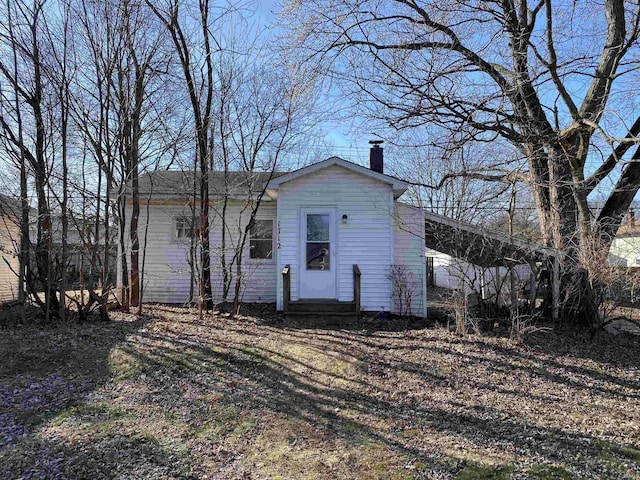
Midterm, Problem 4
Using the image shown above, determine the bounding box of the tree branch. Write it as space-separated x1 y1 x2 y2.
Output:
597 143 640 239
585 115 640 194
579 0 628 121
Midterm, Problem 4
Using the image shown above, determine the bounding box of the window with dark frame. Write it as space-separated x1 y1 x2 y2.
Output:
175 216 199 239
250 219 273 259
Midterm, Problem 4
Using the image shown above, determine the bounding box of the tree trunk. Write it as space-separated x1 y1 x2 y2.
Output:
119 196 130 312
129 161 140 307
201 155 213 310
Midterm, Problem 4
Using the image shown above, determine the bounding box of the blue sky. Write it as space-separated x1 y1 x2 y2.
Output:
252 0 377 167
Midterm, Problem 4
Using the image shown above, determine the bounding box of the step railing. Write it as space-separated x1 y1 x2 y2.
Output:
353 264 361 317
283 263 360 317
282 264 290 313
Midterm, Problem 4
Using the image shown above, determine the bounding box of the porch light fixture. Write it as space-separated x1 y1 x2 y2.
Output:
342 214 348 224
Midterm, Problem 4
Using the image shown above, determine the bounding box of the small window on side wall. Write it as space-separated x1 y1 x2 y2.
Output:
175 216 199 239
250 219 273 259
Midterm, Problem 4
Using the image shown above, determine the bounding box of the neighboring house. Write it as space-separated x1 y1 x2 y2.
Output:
119 146 427 317
425 247 532 303
426 248 463 290
0 190 116 304
0 194 21 303
609 211 640 267
50 215 117 287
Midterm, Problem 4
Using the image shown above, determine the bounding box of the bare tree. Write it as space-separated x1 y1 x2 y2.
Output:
69 0 174 317
115 0 164 311
392 137 514 223
145 0 218 315
207 22 314 315
72 0 121 314
283 0 640 326
0 0 61 319
0 0 207 321
1 0 30 318
38 0 76 321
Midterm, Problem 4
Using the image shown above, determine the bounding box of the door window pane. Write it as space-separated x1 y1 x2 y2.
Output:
306 242 330 270
307 214 329 242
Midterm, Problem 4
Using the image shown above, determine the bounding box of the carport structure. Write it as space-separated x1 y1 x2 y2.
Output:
423 211 561 318
424 211 557 268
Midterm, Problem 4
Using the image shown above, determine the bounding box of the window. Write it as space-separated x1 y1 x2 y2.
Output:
175 216 199 239
250 219 273 259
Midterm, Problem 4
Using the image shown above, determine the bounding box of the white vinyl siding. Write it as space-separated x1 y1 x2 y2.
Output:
393 203 427 317
276 164 394 311
120 202 277 304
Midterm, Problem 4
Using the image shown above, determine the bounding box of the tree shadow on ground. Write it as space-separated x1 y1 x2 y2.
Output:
524 328 640 367
0 312 200 479
118 319 640 479
2 304 637 479
267 322 640 401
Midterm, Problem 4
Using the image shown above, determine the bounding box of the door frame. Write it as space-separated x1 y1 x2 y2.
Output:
298 207 338 299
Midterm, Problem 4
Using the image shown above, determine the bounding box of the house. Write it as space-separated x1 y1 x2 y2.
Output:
0 194 21 303
49 215 117 288
609 210 640 267
119 144 427 317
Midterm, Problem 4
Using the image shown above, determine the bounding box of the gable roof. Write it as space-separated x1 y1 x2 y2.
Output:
127 157 410 202
265 156 409 199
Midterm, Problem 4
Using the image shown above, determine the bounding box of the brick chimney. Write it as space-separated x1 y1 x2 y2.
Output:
627 209 635 226
369 140 383 174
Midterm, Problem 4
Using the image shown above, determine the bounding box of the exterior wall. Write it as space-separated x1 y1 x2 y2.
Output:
120 201 277 304
393 203 427 317
425 249 487 291
118 165 427 313
276 164 394 311
0 214 20 303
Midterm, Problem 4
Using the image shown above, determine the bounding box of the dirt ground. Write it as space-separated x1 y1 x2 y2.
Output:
0 303 639 479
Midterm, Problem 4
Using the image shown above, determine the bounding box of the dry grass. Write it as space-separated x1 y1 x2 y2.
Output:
1 304 639 479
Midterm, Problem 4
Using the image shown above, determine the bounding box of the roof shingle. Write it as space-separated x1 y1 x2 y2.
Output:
130 170 287 200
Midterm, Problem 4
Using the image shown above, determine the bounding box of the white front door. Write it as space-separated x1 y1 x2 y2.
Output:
299 208 337 299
